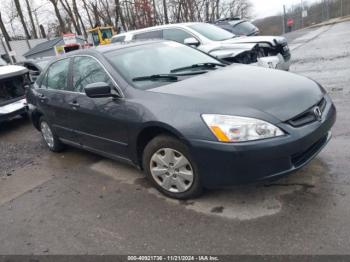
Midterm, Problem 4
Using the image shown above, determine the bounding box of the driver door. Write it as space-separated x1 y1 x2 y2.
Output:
68 56 129 159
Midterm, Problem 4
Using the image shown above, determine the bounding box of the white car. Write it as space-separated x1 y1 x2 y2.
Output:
0 65 28 123
112 22 290 70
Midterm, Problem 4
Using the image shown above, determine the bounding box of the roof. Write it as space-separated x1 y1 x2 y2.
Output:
112 22 202 38
23 36 85 57
23 37 62 57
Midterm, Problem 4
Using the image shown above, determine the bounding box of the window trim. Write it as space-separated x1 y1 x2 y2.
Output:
39 57 71 91
39 55 124 98
71 55 124 98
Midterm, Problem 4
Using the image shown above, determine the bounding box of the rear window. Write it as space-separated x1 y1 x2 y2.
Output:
112 35 126 43
0 76 25 105
229 21 258 35
133 30 163 40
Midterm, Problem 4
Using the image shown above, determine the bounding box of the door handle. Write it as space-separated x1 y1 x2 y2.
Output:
39 94 48 102
69 101 80 108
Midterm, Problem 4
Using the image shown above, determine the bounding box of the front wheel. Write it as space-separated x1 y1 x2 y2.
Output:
143 135 202 199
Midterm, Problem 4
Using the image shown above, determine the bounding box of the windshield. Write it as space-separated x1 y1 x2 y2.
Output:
106 42 220 90
230 21 258 35
188 23 235 41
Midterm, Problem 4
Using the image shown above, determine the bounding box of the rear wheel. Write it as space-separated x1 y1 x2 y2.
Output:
143 135 202 199
39 117 64 152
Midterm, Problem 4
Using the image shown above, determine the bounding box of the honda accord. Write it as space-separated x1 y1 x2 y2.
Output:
26 40 336 199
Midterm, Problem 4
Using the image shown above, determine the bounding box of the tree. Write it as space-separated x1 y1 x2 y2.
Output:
115 0 126 31
72 0 87 37
48 0 66 34
14 0 31 39
163 0 169 23
59 0 82 35
0 11 11 42
25 0 38 39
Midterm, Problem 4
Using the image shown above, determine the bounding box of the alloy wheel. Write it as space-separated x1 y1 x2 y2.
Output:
41 121 54 148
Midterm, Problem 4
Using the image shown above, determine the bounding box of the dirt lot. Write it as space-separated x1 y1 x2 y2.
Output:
0 21 350 255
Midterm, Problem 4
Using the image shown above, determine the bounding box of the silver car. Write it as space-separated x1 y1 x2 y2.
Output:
112 22 290 70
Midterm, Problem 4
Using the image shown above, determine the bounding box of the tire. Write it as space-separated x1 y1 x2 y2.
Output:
39 117 64 152
143 135 202 199
20 112 28 119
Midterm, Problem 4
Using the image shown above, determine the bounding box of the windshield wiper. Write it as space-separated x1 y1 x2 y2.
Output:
132 74 178 82
170 62 226 73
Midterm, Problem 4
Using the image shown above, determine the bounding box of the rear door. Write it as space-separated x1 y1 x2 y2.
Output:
68 56 129 159
35 58 78 140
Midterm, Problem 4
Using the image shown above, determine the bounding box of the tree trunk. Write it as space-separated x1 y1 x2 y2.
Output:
163 0 169 24
216 0 220 19
14 0 31 39
91 3 101 27
152 0 157 25
115 0 127 31
0 11 11 42
39 24 47 39
60 0 82 35
48 0 66 34
73 0 87 38
82 0 94 28
25 0 38 38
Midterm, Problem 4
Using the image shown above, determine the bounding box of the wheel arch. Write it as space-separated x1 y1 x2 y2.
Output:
134 122 190 169
31 109 43 131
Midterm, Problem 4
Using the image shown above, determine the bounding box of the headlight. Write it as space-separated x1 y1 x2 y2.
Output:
202 114 284 142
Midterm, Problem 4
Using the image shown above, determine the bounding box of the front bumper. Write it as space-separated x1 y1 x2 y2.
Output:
189 100 336 188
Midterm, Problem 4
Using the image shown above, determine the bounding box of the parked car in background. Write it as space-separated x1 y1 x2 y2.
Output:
111 22 283 70
17 57 53 82
214 18 291 70
0 65 29 123
214 18 260 36
27 40 335 199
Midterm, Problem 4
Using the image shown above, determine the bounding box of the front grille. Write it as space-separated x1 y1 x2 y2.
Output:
291 134 328 167
288 98 327 127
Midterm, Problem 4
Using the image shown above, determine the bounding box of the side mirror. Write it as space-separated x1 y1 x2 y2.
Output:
84 82 117 98
184 37 200 47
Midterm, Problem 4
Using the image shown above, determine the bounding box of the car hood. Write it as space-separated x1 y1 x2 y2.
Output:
199 42 257 58
224 36 287 46
149 65 323 122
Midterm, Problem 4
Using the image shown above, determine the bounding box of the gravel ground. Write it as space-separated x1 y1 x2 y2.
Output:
0 21 350 255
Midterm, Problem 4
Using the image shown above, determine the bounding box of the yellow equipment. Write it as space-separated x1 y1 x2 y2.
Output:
87 26 115 46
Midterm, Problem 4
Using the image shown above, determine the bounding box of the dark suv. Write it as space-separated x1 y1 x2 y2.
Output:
214 18 260 36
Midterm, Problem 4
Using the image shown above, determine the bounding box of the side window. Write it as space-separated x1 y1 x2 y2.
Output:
133 30 162 40
163 29 194 44
111 35 126 43
46 59 70 91
72 56 112 93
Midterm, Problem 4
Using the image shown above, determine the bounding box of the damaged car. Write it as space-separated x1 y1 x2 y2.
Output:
111 23 282 70
0 65 29 123
17 57 53 82
214 19 291 70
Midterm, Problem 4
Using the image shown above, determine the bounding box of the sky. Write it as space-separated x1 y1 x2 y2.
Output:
251 0 318 18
